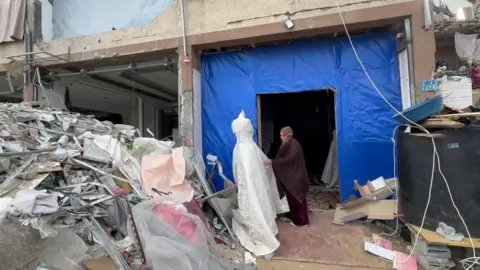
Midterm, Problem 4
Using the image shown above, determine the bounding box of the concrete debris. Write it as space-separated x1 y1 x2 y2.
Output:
0 102 253 270
407 237 456 270
39 228 91 270
0 217 45 270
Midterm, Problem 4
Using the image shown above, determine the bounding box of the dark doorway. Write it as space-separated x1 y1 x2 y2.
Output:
158 110 178 139
258 90 336 183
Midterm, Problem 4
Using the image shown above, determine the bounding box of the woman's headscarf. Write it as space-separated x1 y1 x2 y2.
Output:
280 126 293 139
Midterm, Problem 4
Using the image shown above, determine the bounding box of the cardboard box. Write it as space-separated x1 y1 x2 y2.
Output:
367 176 387 193
353 179 393 201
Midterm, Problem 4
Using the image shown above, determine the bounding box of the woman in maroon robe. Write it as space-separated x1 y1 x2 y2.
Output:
266 126 310 227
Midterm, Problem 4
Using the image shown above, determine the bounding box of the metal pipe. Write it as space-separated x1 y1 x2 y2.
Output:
72 157 146 199
6 76 15 93
0 147 56 157
52 61 176 78
180 0 188 57
75 80 135 98
404 18 416 106
138 97 144 135
7 51 69 63
0 154 37 195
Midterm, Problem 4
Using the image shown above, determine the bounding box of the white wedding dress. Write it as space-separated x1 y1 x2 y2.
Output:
231 111 289 256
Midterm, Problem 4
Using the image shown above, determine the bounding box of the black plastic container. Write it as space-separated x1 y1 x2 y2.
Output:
397 127 480 237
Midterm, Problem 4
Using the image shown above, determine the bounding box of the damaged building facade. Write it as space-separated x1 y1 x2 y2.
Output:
0 0 436 199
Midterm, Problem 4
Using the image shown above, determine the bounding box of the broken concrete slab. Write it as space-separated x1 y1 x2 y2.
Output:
0 217 44 270
39 228 91 270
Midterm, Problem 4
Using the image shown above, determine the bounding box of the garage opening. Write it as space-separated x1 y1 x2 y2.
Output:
258 90 336 185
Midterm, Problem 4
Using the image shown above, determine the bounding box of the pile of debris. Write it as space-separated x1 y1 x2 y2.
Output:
332 176 397 226
0 102 254 270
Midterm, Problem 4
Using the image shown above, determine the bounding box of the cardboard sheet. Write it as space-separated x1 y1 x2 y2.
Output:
333 200 396 225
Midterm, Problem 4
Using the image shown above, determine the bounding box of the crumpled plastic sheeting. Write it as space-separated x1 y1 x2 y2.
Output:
321 130 339 188
0 197 13 222
129 199 215 270
79 133 144 197
132 137 174 162
53 0 174 38
436 222 465 242
201 34 402 201
13 190 59 215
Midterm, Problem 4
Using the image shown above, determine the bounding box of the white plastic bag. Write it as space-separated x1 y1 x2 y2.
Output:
0 197 13 222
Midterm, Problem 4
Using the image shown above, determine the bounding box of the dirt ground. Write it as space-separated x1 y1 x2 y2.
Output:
307 186 340 211
266 210 412 270
216 186 413 270
257 259 388 269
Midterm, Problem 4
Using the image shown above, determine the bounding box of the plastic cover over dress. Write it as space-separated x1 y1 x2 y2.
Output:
130 199 257 270
231 111 288 256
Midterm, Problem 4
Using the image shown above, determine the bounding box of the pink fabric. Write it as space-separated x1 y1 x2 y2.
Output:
372 234 393 250
152 203 199 244
141 147 194 203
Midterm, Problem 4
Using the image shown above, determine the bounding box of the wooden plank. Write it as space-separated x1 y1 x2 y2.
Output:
327 85 339 94
256 94 263 150
408 133 445 138
407 224 480 248
420 118 465 129
433 112 480 118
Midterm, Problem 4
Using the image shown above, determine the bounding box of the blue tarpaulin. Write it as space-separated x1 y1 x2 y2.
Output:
201 34 402 201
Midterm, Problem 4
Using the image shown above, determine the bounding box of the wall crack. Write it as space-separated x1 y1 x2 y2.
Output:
227 0 392 25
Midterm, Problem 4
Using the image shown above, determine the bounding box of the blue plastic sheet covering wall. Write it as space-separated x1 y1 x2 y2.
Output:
52 0 173 39
201 34 402 201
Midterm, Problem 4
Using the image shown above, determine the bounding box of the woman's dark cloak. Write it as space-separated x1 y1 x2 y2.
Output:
272 138 309 203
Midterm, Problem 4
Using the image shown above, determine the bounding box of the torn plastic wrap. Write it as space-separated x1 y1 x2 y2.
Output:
321 130 339 188
129 199 215 270
130 199 256 270
201 34 402 201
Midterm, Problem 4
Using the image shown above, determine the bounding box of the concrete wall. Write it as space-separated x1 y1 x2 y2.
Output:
34 0 414 59
1 0 433 89
51 0 174 39
0 0 437 145
0 41 24 73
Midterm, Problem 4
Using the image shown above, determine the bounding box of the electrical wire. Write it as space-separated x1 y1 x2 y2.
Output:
334 0 478 268
377 125 401 238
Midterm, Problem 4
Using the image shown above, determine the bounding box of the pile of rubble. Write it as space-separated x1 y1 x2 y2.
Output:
0 102 254 270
